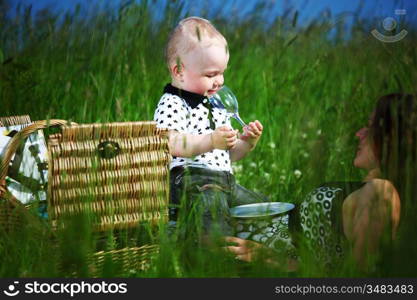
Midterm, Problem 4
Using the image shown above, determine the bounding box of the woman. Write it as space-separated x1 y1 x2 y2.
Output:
225 93 417 272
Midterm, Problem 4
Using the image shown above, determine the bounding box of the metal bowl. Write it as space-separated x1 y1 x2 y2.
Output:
230 202 295 219
229 202 295 244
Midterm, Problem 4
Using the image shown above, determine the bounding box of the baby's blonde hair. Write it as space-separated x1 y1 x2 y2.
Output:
165 17 228 69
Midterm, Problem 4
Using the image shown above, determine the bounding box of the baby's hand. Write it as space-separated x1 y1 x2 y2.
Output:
241 120 263 148
211 126 238 150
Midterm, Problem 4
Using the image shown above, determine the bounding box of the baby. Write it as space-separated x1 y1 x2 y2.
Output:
154 17 265 239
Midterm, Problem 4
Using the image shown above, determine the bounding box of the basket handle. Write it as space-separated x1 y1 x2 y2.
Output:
0 119 75 188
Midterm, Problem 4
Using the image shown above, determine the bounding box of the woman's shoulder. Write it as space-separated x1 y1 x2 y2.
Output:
365 179 398 201
344 179 400 212
343 179 401 244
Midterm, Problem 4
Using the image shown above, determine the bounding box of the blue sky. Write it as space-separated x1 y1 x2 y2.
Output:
8 0 417 28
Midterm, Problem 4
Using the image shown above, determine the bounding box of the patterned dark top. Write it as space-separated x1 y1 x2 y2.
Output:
294 182 365 267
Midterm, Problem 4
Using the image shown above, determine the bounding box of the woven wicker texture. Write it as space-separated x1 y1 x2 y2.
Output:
88 244 159 276
48 121 170 231
0 115 31 127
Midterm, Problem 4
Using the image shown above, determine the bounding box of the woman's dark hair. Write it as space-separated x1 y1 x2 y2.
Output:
370 93 417 276
370 93 417 214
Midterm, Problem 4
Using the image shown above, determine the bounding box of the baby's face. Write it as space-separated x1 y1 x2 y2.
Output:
179 44 229 96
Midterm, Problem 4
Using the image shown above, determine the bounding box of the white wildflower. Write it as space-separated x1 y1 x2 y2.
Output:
249 162 257 168
294 169 302 179
232 164 243 173
302 152 309 158
301 133 307 139
317 129 322 136
268 142 276 149
279 175 286 184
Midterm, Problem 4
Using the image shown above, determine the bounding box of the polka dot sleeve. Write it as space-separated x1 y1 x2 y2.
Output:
153 94 187 132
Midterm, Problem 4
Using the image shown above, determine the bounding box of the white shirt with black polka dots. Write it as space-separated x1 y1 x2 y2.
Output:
153 84 233 173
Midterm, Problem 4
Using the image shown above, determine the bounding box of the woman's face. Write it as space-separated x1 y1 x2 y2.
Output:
353 115 379 170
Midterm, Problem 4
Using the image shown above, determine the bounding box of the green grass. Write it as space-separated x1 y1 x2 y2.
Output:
1 0 417 277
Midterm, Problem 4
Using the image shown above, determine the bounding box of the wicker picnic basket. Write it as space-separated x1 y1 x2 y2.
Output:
0 117 171 276
47 121 170 230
